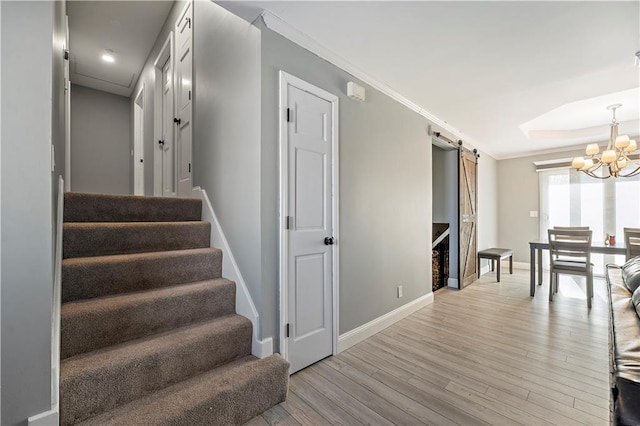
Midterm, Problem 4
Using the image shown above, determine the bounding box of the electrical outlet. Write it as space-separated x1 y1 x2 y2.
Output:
397 285 403 298
530 210 538 218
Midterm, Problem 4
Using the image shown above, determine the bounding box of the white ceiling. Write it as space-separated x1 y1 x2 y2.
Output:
67 1 174 97
219 1 640 159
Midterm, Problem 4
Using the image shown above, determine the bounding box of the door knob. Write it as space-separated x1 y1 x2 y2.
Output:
173 117 181 125
158 140 165 146
324 237 335 246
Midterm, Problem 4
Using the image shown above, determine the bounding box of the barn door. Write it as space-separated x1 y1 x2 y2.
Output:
459 148 478 288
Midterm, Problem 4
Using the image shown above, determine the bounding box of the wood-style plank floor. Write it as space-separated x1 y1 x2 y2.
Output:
248 269 610 425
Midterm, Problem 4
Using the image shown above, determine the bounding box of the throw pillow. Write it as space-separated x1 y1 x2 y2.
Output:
632 285 640 320
622 256 640 293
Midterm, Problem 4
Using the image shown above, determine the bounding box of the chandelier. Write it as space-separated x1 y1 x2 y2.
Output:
571 104 640 179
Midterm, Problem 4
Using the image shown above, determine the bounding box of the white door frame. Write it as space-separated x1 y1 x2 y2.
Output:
278 71 340 361
152 33 174 196
133 86 145 195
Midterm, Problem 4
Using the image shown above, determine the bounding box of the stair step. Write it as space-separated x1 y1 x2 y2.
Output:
60 315 253 425
63 221 211 258
77 354 290 426
64 192 202 223
61 279 236 359
62 248 222 303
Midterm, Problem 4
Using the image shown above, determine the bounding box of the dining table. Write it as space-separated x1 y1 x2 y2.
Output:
528 239 627 296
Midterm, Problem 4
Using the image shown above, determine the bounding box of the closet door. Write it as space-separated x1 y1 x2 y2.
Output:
459 148 478 288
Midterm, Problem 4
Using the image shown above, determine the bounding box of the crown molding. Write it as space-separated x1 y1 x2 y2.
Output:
259 11 496 159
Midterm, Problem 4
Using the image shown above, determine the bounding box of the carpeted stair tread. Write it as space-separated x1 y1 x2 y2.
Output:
77 354 290 426
61 278 236 359
64 192 201 223
62 248 222 302
60 315 253 425
63 221 211 258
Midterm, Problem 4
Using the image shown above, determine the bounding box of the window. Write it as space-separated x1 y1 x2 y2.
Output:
539 168 640 274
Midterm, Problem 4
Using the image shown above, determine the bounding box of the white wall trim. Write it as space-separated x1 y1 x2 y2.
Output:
513 261 530 270
448 277 459 288
338 293 434 353
28 409 58 426
260 11 492 158
51 176 63 415
278 71 340 363
192 187 273 358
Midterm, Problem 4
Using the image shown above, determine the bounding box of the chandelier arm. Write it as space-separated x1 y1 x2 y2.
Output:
579 169 610 180
618 165 640 178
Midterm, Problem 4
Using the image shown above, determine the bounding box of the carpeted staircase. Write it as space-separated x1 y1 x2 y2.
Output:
60 192 289 425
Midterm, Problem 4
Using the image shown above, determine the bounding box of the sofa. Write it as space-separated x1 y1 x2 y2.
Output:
606 257 640 425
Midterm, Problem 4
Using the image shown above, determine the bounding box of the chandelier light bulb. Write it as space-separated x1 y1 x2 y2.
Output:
615 135 631 149
581 158 594 170
617 157 628 169
585 144 600 156
572 157 586 169
602 150 617 164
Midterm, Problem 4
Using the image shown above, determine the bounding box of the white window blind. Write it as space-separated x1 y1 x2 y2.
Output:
539 168 640 274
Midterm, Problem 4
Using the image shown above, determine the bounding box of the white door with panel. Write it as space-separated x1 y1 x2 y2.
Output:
283 75 337 374
175 2 192 197
160 57 175 196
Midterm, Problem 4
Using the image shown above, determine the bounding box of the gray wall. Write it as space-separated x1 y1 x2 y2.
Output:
498 148 583 262
260 25 432 341
431 146 459 280
192 1 264 334
131 0 187 195
1 1 64 423
71 85 131 195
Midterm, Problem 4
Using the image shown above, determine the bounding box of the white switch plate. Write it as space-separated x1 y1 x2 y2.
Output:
397 285 403 298
530 211 538 218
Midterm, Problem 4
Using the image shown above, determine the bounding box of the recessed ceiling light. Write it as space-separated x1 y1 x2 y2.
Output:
102 50 115 63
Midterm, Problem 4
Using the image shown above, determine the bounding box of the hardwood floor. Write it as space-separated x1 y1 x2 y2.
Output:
249 269 610 425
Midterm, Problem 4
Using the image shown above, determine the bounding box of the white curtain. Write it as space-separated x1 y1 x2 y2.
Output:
539 168 640 274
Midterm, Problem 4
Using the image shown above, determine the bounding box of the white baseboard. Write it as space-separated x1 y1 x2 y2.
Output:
448 278 459 288
28 409 58 426
480 260 530 272
337 293 434 353
253 337 273 359
513 261 530 270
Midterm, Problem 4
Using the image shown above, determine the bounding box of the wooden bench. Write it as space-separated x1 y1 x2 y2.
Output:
477 248 513 282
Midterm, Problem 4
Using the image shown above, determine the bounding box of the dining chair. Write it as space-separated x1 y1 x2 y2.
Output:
624 228 640 260
552 226 590 260
548 229 593 308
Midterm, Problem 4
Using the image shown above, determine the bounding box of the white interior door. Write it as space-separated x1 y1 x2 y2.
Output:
133 88 144 196
281 73 338 374
64 15 71 191
161 57 175 196
175 2 192 197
